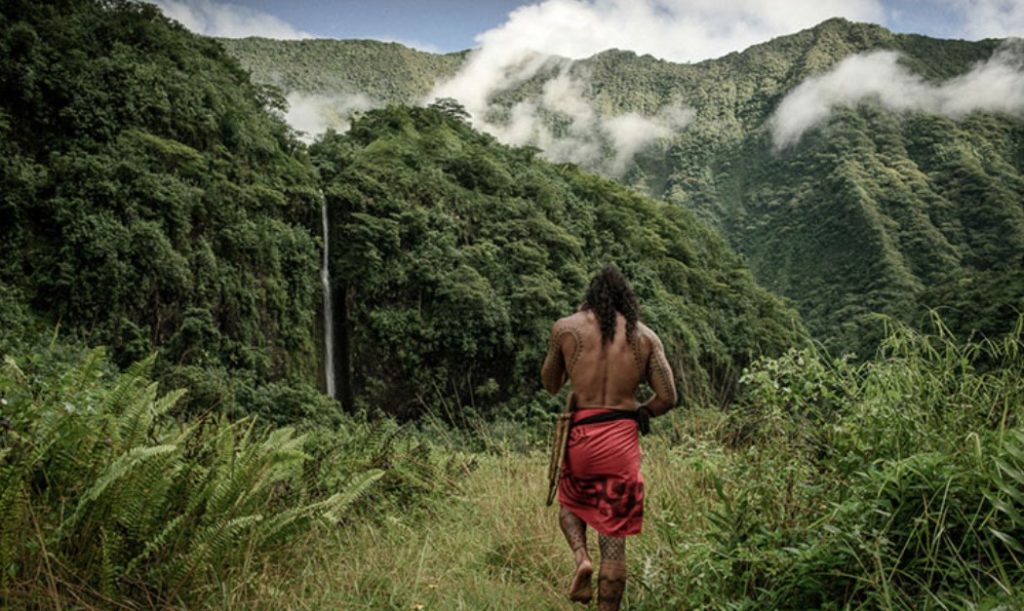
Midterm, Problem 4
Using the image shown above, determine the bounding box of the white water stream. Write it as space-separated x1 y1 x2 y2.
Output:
321 201 337 399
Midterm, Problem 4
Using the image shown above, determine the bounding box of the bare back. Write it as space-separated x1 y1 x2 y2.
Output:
541 310 677 415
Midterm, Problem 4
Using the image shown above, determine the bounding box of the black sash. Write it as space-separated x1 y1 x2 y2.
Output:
573 409 650 435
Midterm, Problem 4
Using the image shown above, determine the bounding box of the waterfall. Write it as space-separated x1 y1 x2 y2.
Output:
320 200 337 399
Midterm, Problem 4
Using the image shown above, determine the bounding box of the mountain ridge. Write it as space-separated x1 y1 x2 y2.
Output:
220 18 1023 355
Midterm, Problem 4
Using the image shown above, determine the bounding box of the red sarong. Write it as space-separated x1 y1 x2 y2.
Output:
558 408 644 537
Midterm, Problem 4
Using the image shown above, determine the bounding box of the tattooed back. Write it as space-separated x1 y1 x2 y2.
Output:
541 310 676 415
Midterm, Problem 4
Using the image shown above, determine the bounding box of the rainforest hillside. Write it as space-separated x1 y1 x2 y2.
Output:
224 21 1024 356
4 3 1024 609
0 0 800 419
0 0 330 419
219 37 465 103
312 103 802 416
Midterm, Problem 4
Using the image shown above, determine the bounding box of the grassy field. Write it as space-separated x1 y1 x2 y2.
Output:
223 434 713 610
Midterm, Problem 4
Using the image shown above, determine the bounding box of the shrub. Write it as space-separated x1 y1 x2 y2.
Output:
646 314 1024 608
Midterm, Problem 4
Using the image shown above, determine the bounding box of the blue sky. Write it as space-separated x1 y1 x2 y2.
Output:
153 0 1023 56
222 0 525 51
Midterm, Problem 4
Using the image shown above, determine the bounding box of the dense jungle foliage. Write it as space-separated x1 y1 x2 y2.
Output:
637 316 1024 609
0 0 326 418
0 340 461 607
0 0 799 422
226 20 1024 358
312 104 801 417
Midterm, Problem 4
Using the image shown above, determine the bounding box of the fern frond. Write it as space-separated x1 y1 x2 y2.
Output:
58 444 179 537
123 514 186 578
322 469 385 524
99 526 124 600
168 514 265 588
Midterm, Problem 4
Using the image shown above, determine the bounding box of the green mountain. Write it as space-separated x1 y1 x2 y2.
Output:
3 6 1022 608
0 0 799 419
616 22 1024 355
223 21 1024 356
312 103 801 415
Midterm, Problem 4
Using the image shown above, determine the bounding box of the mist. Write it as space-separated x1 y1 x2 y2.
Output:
283 92 379 142
473 68 693 176
428 0 882 175
771 40 1024 149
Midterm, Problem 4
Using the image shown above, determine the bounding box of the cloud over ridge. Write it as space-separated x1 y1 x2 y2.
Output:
283 92 379 143
152 0 313 39
771 40 1024 149
429 0 884 174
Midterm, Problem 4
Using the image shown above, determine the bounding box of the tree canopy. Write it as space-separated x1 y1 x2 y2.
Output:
312 105 803 417
228 20 1024 357
0 0 324 417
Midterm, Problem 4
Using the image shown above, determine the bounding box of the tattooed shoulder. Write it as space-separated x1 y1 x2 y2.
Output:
551 320 584 374
629 325 645 375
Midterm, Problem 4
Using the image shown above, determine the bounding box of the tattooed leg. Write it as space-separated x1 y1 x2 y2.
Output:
598 534 627 611
560 505 593 603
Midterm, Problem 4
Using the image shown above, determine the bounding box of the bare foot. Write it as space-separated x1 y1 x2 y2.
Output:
568 559 593 603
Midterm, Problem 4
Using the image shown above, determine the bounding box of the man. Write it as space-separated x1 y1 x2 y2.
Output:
541 265 677 610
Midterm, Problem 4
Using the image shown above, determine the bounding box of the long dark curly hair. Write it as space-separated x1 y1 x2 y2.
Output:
581 265 639 344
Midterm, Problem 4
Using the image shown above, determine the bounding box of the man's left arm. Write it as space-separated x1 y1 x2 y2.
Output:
640 331 678 417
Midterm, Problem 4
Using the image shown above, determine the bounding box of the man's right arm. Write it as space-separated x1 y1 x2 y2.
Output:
640 330 677 417
541 319 570 394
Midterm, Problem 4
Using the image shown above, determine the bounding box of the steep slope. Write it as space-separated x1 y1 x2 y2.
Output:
605 20 1021 353
0 0 327 416
312 105 803 416
224 20 1023 355
709 108 1024 353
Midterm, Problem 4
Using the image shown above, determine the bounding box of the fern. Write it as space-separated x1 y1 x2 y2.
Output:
322 468 385 524
123 514 186 577
1 346 442 607
100 526 123 600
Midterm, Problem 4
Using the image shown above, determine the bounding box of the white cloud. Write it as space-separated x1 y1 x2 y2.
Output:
429 0 883 174
944 0 1024 40
283 92 379 142
770 41 1024 149
604 103 695 175
479 69 693 175
431 0 884 114
150 0 313 39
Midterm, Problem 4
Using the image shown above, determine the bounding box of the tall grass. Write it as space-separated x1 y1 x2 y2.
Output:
239 315 1024 610
4 315 1023 609
643 314 1024 609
